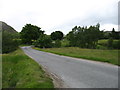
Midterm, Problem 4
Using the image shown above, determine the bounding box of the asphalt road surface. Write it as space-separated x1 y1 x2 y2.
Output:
21 46 118 88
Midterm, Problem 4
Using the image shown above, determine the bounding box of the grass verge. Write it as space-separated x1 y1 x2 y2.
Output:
33 47 119 66
2 48 54 88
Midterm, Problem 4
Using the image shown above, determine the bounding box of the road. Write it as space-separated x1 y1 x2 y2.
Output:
21 46 118 88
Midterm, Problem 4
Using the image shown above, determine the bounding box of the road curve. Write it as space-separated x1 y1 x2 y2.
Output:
21 46 118 88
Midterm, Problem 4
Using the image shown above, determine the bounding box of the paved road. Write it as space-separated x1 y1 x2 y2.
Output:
21 46 118 88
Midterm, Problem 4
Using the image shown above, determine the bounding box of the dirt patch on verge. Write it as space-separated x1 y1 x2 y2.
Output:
41 65 69 88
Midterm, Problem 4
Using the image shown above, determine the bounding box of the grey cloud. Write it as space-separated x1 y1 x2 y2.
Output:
52 6 118 34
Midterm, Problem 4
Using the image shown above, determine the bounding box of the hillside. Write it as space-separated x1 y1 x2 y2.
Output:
0 21 17 33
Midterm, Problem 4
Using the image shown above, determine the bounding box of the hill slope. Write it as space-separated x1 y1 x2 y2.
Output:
0 21 17 33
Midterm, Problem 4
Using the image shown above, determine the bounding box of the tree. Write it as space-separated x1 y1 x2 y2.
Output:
51 31 64 40
34 34 52 48
109 28 116 39
110 28 120 39
85 25 102 48
66 23 102 48
66 26 82 47
66 30 77 47
20 24 44 44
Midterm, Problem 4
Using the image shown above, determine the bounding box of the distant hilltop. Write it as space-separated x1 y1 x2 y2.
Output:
0 21 17 33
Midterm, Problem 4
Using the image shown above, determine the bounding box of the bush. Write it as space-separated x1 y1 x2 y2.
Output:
96 45 107 50
2 31 19 53
61 39 70 47
112 40 120 49
34 35 52 48
98 39 120 49
107 38 113 49
53 40 61 48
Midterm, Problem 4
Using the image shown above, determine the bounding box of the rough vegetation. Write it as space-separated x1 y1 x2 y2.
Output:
1 21 19 53
2 49 54 88
1 21 119 88
34 34 52 48
33 47 119 65
2 31 19 53
20 23 120 49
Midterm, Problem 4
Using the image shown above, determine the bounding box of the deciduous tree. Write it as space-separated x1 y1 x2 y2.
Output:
20 24 44 44
51 31 64 40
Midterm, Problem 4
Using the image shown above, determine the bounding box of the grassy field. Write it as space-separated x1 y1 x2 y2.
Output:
2 49 54 88
98 39 119 46
33 47 119 65
98 39 119 43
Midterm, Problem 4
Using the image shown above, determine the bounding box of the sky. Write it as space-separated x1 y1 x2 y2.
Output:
0 0 119 35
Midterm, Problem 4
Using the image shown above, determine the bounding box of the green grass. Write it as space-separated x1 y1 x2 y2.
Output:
98 39 108 44
2 49 54 88
33 47 119 65
98 39 119 45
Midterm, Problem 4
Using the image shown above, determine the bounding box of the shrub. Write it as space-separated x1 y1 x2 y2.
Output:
34 35 52 48
112 40 120 49
61 39 70 47
53 40 61 48
107 38 113 49
98 39 120 49
2 31 19 53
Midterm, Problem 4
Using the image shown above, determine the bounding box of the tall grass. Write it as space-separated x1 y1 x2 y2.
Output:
2 49 54 88
33 47 119 65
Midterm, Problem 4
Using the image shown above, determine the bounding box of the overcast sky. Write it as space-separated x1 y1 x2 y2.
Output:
0 0 119 34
